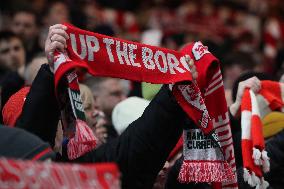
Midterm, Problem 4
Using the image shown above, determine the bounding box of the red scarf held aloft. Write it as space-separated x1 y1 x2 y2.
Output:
241 81 284 188
54 23 236 188
0 158 120 189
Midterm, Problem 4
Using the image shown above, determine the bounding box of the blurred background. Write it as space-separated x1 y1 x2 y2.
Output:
1 0 284 105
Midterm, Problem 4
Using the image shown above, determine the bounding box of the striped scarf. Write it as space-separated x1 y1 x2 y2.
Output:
241 80 284 188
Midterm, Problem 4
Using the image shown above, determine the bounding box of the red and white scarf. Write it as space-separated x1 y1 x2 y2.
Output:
54 23 237 188
0 158 120 189
178 44 237 188
241 80 284 188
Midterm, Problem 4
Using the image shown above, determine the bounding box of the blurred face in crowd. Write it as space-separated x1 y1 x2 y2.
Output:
0 37 25 71
95 79 127 121
80 84 96 128
80 84 107 144
224 64 245 89
25 56 47 85
46 2 69 26
11 12 38 43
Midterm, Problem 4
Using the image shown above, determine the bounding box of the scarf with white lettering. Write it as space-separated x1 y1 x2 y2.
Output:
0 158 120 189
241 80 284 188
54 23 236 187
177 44 237 188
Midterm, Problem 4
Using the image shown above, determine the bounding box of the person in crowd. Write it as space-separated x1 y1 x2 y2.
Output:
38 1 70 50
0 31 25 76
11 8 41 62
43 1 69 27
0 31 26 123
84 77 129 140
79 83 108 144
112 96 150 135
24 54 47 85
222 51 256 91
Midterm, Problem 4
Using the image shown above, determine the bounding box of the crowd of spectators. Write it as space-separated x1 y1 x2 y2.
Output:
1 0 284 188
1 0 284 102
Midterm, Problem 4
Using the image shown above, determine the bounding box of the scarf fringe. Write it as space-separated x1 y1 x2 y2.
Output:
252 148 262 166
252 148 270 173
67 119 97 160
261 150 270 173
256 177 269 189
243 168 269 189
243 168 260 187
178 161 235 183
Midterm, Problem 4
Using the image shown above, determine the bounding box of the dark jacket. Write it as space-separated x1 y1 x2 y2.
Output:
16 64 187 189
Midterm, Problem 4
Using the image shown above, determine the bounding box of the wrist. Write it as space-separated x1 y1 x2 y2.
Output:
229 101 241 118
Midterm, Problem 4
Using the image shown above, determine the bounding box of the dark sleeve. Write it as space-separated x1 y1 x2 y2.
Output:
76 85 186 189
264 130 284 187
15 64 60 147
229 110 243 169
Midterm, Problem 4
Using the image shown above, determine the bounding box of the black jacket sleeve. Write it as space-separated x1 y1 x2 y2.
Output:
76 85 187 189
229 111 243 168
15 64 60 147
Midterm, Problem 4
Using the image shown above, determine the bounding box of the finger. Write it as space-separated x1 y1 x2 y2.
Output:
49 24 67 31
51 34 67 47
192 72 198 80
188 59 194 68
50 41 65 52
49 28 69 40
252 84 261 93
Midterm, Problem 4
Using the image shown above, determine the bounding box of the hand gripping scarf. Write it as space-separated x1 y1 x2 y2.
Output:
53 23 236 188
0 158 120 189
241 80 284 188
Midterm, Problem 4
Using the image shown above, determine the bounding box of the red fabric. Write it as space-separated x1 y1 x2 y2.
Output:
240 81 284 187
31 148 53 161
0 158 120 189
54 23 193 88
2 87 30 127
54 23 236 187
180 43 237 188
251 115 264 150
67 119 97 159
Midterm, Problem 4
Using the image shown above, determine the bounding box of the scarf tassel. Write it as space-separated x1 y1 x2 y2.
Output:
252 148 262 166
67 119 97 160
252 148 270 173
243 168 269 189
178 161 235 183
261 150 270 173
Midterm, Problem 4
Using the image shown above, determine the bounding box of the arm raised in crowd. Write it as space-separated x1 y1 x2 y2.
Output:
15 64 60 147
